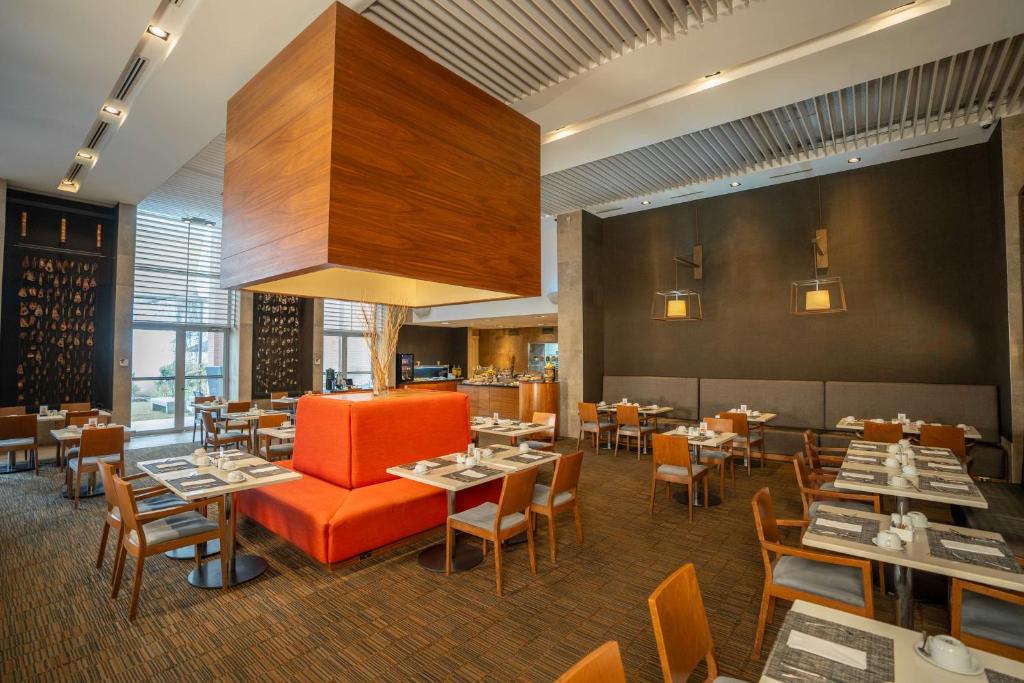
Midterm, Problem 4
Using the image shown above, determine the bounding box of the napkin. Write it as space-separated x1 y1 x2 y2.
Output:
931 481 969 491
786 630 867 670
249 466 278 474
847 456 878 463
927 462 961 470
815 518 862 533
519 454 542 460
842 472 875 481
922 448 951 455
180 478 217 488
155 461 185 470
460 469 486 479
940 539 1004 557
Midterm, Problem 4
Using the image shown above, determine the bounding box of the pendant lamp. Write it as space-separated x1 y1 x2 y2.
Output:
652 207 704 321
791 179 846 315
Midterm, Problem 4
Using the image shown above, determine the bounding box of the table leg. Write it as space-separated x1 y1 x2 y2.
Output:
166 539 220 560
417 490 483 572
894 563 914 628
188 492 268 588
675 446 721 507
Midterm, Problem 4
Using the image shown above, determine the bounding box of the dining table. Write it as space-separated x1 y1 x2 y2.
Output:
136 448 301 587
760 599 1024 682
254 423 295 459
35 408 113 446
219 409 289 449
803 503 1024 629
664 427 736 507
470 416 553 446
835 416 983 440
718 408 777 425
386 443 561 572
50 423 134 498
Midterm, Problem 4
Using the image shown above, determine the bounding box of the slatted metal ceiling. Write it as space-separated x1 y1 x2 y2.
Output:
361 0 753 103
139 133 224 224
542 34 1024 215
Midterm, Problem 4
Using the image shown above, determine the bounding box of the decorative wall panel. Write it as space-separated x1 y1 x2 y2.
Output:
251 293 304 397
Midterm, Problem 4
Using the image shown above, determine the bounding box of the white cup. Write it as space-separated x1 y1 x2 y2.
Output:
465 456 478 467
890 512 905 528
220 460 236 471
906 511 929 528
925 635 973 671
887 445 900 455
492 412 500 421
456 453 466 464
707 429 716 437
889 475 908 488
740 404 748 412
876 530 901 548
194 455 210 467
414 463 429 474
898 412 907 423
902 464 918 476
481 448 493 459
193 448 206 456
227 471 245 483
519 443 530 452
898 438 911 447
884 457 900 469
282 421 292 429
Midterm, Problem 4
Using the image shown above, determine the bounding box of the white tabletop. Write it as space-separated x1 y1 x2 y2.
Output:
222 410 289 423
50 424 134 443
663 428 737 449
386 444 560 492
255 426 296 440
835 417 983 440
834 441 987 509
36 409 112 423
470 417 552 438
272 396 300 404
760 600 1024 682
137 450 300 500
804 504 1024 593
597 403 673 416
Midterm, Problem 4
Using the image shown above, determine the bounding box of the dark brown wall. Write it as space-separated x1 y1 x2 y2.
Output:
599 143 1009 434
397 325 467 372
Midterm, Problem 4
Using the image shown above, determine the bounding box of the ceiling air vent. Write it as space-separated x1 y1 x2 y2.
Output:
64 163 84 182
900 137 959 152
670 191 704 199
85 121 109 150
595 207 622 214
114 57 149 101
769 168 813 180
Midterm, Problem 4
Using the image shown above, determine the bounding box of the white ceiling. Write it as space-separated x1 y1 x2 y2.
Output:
413 313 559 330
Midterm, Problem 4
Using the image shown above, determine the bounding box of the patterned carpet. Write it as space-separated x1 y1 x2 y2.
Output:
0 440 954 682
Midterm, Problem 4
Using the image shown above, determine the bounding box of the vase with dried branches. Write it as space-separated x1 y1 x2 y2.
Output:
360 303 409 397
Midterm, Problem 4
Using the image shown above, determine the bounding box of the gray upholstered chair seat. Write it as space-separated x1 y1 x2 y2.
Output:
523 440 552 450
960 589 1024 649
129 511 219 545
532 484 574 507
580 421 610 432
268 443 294 456
809 500 874 516
700 449 732 461
712 678 749 683
224 420 249 431
449 502 525 532
820 481 837 491
772 556 865 607
733 434 763 445
0 437 34 450
68 453 120 470
619 424 655 435
112 492 185 520
657 463 706 478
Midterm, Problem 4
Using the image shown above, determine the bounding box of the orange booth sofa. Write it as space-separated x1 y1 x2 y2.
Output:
237 391 499 565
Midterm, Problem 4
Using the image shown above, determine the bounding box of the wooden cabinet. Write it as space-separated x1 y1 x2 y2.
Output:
457 384 519 420
399 380 461 392
519 382 560 435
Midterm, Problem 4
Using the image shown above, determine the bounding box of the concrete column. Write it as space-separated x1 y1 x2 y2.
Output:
112 203 135 425
557 210 584 437
1002 113 1024 483
313 298 324 391
0 179 6 345
230 291 253 401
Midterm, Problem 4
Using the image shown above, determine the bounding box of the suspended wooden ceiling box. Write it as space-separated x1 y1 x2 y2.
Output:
221 2 540 306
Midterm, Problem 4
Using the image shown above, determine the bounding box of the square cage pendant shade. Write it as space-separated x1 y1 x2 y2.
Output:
651 289 702 321
790 277 846 315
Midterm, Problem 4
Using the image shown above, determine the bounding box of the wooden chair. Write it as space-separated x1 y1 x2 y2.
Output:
751 487 874 657
862 421 903 443
521 411 557 451
648 563 730 683
66 425 125 508
0 414 38 475
257 413 293 461
650 433 709 522
222 400 252 449
792 450 880 520
802 429 844 474
110 472 227 621
0 406 26 416
920 424 969 470
269 391 290 412
722 412 764 474
951 557 1024 661
446 467 538 596
61 401 92 412
68 409 108 426
192 395 216 443
614 404 654 459
530 450 583 562
555 641 625 683
201 411 249 452
577 402 614 451
699 416 742 500
95 462 184 578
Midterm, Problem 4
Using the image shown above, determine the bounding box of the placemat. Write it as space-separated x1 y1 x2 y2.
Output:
142 458 194 474
848 441 889 452
926 528 1021 573
844 453 887 465
919 475 979 498
915 459 966 474
763 611 894 683
170 472 230 491
685 434 712 443
237 464 288 479
910 445 958 459
443 465 504 483
837 470 888 486
502 451 549 464
986 670 1024 683
211 450 249 462
396 456 454 471
809 512 880 545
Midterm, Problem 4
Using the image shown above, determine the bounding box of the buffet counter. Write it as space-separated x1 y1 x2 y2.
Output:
457 381 559 432
398 378 463 392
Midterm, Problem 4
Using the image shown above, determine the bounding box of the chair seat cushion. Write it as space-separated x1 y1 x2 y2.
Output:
809 500 874 516
225 421 249 430
68 454 120 470
268 443 294 456
820 481 837 491
532 484 574 507
772 555 865 607
734 435 763 445
619 424 655 434
450 501 525 532
657 463 706 478
961 589 1024 649
700 450 732 461
0 437 34 450
524 440 552 450
129 511 219 545
113 492 185 520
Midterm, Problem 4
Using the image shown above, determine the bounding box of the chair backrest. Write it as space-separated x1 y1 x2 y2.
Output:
110 471 143 545
194 396 215 408
259 413 288 429
751 488 781 575
549 451 583 501
270 391 287 399
98 461 120 513
802 429 825 471
792 451 815 519
919 424 966 459
496 467 539 531
578 402 600 424
227 400 250 413
0 414 37 440
0 406 26 416
202 410 218 434
704 416 732 433
615 404 641 427
80 425 125 461
652 433 692 471
722 412 749 437
532 411 556 441
61 401 91 412
555 641 625 683
863 421 902 443
648 563 720 683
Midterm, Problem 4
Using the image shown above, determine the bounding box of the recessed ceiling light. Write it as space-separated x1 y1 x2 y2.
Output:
146 25 170 40
57 179 80 193
75 147 99 167
729 181 741 188
535 315 544 318
641 200 651 205
99 99 128 125
441 321 450 325
102 105 122 116
848 156 862 164
704 71 721 79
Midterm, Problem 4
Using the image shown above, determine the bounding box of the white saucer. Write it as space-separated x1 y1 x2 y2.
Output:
871 537 905 550
888 478 913 489
913 641 984 676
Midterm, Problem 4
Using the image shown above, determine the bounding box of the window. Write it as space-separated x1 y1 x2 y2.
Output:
323 299 374 388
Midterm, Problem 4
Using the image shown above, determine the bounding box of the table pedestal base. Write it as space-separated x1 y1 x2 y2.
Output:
674 490 721 508
188 554 267 588
418 539 483 573
166 539 220 560
0 462 34 475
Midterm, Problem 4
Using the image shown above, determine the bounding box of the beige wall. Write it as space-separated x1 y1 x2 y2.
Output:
477 327 557 373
